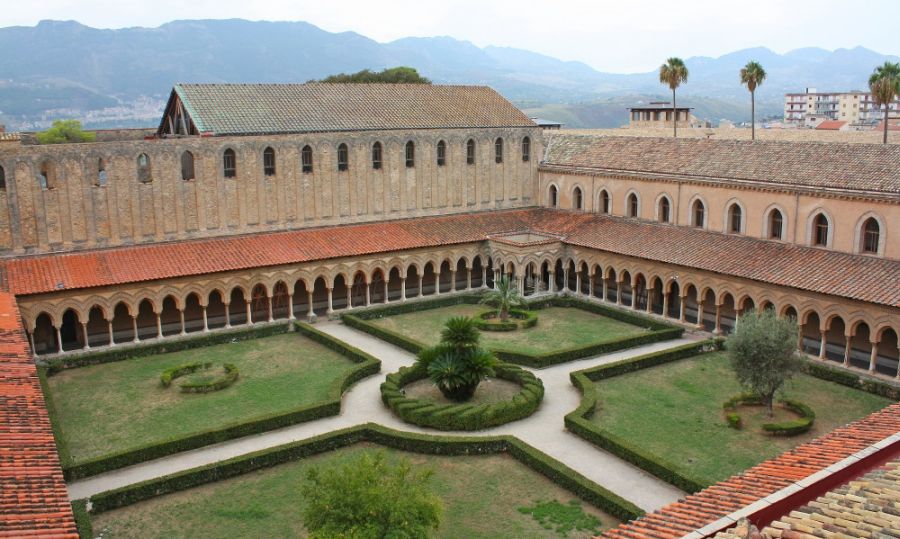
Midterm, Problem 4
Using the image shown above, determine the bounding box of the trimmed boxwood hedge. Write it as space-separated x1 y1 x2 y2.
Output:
473 309 539 331
178 363 240 393
800 360 900 401
79 424 644 525
381 362 544 430
565 340 723 493
344 293 684 368
46 321 380 480
71 499 93 539
722 394 816 436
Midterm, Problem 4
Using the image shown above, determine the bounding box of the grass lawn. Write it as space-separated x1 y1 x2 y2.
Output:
46 334 361 465
591 352 892 486
90 443 620 538
369 304 647 355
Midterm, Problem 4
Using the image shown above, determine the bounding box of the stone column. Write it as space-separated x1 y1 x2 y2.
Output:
631 282 638 309
696 301 705 330
616 280 624 305
246 301 253 325
107 319 115 345
734 308 743 331
132 316 139 343
418 275 424 297
267 297 274 322
645 290 653 314
27 331 36 354
818 330 827 359
288 294 295 320
493 270 500 289
383 280 389 304
517 276 525 296
179 309 186 336
481 267 487 288
435 273 442 295
400 277 407 301
450 270 457 292
563 268 570 291
679 295 687 322
224 303 231 329
589 275 595 297
467 268 472 290
662 291 669 318
156 312 163 338
548 272 555 293
365 282 371 307
714 303 722 335
55 326 64 354
202 306 209 332
866 340 879 373
575 273 581 295
307 291 315 321
602 278 608 301
346 287 353 309
82 322 91 350
843 334 852 367
326 288 334 315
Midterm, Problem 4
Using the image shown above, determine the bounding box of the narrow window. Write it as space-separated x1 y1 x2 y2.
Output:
405 141 415 168
658 197 671 223
97 158 108 186
494 137 503 163
549 185 558 207
372 142 382 170
436 140 446 166
0 164 5 191
599 190 610 214
263 147 276 176
180 151 194 181
337 143 349 171
573 187 583 210
862 217 880 253
466 139 475 165
137 154 152 183
692 199 705 227
223 149 236 178
729 204 742 233
628 193 639 218
522 136 531 162
301 145 313 173
769 209 783 239
813 213 829 246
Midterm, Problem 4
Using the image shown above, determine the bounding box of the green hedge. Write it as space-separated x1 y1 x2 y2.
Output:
81 424 644 524
345 294 684 368
565 340 723 493
160 361 212 387
762 399 815 436
800 360 900 401
473 309 539 331
55 322 380 480
179 363 239 393
71 499 93 539
381 363 544 430
43 323 291 374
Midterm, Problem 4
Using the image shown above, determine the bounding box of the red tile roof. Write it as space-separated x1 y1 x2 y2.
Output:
2 208 899 308
0 291 76 538
601 402 900 539
814 120 847 130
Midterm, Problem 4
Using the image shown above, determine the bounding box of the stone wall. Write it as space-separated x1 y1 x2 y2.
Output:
0 126 541 255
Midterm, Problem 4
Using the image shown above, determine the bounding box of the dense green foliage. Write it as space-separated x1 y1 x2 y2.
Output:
301 451 442 538
480 276 527 321
317 66 431 84
36 119 96 143
518 500 602 537
723 394 815 435
727 310 801 416
474 308 539 331
381 362 544 430
417 317 498 401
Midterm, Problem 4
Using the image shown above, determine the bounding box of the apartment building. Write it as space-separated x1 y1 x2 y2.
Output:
785 88 900 126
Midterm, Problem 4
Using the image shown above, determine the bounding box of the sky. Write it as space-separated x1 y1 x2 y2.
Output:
3 0 898 73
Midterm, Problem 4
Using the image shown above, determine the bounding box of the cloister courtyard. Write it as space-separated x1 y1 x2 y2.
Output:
44 289 897 539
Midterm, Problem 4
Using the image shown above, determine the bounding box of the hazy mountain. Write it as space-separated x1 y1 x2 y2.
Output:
0 19 896 129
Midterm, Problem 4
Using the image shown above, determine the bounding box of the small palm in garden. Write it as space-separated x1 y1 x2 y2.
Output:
481 276 527 322
417 316 498 401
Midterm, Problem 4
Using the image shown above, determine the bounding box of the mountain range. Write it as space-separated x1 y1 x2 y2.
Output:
0 19 897 129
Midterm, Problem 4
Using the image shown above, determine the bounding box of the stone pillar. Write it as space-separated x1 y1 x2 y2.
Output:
55 326 64 353
418 275 424 297
107 319 115 345
383 280 389 304
132 316 139 343
245 301 253 325
734 308 743 331
866 340 879 373
27 331 36 354
714 303 722 335
82 322 91 350
575 273 581 295
365 282 371 307
288 294 295 320
493 270 500 289
662 292 670 318
326 288 334 315
517 276 525 296
843 334 852 367
631 282 638 309
179 309 186 336
467 268 472 290
346 287 353 309
156 312 163 339
307 291 315 321
548 272 555 293
589 276 595 297
400 277 407 301
616 280 623 305
450 270 457 292
818 330 827 360
696 301 705 330
202 306 209 332
563 268 570 291
224 303 231 329
267 297 274 323
602 279 608 301
645 290 653 314
481 267 487 288
435 273 442 296
679 295 687 322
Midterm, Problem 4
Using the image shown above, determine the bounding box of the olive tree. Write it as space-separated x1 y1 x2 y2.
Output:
726 309 801 417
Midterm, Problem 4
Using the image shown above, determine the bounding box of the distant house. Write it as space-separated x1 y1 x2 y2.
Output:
628 102 699 128
530 118 564 130
815 120 849 131
874 119 900 132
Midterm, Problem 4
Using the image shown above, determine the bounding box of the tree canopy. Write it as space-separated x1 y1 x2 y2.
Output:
869 61 900 144
315 66 431 84
726 309 801 416
301 451 443 539
36 119 96 144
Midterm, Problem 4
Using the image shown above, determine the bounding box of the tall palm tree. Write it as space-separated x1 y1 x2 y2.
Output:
869 61 900 144
659 57 689 137
480 276 526 322
740 61 767 141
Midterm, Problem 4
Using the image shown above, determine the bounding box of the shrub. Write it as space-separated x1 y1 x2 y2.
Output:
417 316 497 401
160 362 212 387
725 413 742 430
178 363 239 393
473 309 538 331
800 361 900 401
381 363 544 430
722 394 815 436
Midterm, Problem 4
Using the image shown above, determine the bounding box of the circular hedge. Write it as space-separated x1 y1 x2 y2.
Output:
160 362 239 393
722 393 815 436
380 362 544 431
473 309 538 332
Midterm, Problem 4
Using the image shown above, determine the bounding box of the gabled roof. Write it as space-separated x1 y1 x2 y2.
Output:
542 134 900 195
814 120 847 130
157 83 535 137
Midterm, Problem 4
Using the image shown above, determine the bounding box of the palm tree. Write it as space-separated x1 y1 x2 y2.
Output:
480 276 526 322
417 316 497 401
869 61 900 144
659 57 689 138
740 61 767 141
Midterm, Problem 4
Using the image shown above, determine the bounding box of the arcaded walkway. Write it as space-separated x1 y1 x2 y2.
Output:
67 321 698 512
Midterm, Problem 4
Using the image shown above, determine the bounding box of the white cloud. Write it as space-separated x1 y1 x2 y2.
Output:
1 0 897 72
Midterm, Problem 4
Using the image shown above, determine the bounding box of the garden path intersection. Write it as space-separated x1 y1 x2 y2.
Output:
67 321 697 512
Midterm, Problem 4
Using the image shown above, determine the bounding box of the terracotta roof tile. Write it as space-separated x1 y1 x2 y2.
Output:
0 292 76 538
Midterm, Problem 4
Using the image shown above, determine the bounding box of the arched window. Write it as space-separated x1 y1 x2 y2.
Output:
466 139 475 165
223 149 236 178
627 193 639 218
692 199 705 227
494 137 503 163
599 190 610 214
549 185 558 207
658 196 671 223
263 147 276 176
813 213 829 246
301 145 313 173
137 153 152 183
405 141 415 168
436 140 446 166
37 162 54 190
337 143 349 171
180 151 194 181
522 136 531 162
728 203 743 233
0 164 5 191
769 209 784 240
861 217 880 254
573 187 583 210
372 142 382 170
97 158 108 187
